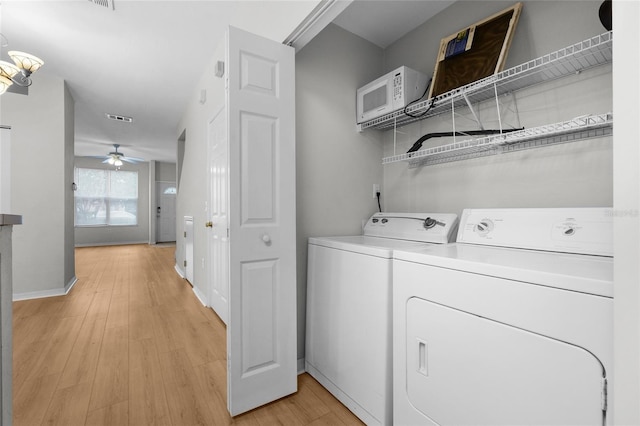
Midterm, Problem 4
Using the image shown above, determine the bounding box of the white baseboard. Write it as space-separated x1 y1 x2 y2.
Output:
74 240 148 248
192 286 208 307
13 275 78 301
174 263 185 278
65 275 78 294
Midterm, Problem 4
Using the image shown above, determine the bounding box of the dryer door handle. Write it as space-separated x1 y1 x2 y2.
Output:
418 339 428 376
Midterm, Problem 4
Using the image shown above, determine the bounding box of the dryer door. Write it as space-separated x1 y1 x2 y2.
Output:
406 298 606 425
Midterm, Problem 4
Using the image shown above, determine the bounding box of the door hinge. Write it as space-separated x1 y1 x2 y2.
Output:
601 377 608 411
184 260 187 267
184 231 187 238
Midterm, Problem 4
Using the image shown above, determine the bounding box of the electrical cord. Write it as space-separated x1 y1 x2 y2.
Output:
376 191 382 212
403 76 435 119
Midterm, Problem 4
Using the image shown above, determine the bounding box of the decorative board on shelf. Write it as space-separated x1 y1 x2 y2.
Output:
430 2 523 99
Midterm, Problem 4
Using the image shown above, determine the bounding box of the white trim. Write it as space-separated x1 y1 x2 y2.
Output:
65 275 78 294
149 160 157 245
282 0 352 52
305 361 375 424
174 263 185 279
74 240 148 247
613 1 640 422
13 275 78 301
192 286 208 307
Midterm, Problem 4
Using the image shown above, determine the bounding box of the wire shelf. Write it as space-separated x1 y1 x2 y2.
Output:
382 113 613 168
360 31 612 132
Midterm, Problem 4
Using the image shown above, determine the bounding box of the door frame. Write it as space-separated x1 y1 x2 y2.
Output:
206 104 229 323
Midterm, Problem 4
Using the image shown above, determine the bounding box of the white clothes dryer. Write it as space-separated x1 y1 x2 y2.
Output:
393 208 613 426
305 212 458 425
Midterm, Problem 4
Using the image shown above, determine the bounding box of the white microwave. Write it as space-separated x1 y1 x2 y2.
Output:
356 66 429 124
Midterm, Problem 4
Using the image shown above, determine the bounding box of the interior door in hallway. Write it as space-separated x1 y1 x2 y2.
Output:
226 26 297 416
207 106 229 325
156 181 176 243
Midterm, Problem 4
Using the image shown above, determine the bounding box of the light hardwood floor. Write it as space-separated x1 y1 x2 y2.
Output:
13 244 363 426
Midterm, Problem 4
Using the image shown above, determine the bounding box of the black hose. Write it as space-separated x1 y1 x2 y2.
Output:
406 128 524 153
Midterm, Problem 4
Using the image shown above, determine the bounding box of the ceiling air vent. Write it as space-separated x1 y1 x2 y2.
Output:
106 113 133 123
88 0 115 10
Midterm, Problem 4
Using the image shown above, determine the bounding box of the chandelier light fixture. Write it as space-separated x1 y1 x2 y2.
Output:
0 34 44 95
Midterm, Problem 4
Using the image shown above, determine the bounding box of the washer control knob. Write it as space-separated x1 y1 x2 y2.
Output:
424 218 437 229
474 219 494 236
564 227 575 236
381 218 388 224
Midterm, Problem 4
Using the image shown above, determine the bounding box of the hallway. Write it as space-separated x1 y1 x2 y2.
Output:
12 244 362 425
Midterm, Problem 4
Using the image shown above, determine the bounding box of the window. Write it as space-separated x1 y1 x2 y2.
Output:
74 167 138 226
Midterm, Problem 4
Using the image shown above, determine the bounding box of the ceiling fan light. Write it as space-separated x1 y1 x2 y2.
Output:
0 76 12 94
114 159 123 167
8 50 44 74
0 61 20 79
107 157 115 165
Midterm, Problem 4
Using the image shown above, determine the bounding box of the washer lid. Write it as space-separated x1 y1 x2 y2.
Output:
308 235 431 258
363 212 458 244
393 243 613 297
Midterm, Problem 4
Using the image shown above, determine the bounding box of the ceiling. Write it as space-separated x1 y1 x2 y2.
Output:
333 0 455 48
1 0 454 164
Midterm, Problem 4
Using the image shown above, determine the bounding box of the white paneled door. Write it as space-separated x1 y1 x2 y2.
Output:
207 26 297 416
207 106 229 325
157 181 176 243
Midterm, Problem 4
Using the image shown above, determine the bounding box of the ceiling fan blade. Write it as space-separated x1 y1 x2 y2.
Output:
122 157 143 163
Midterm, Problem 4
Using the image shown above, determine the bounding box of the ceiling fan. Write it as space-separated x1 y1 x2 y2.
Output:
94 144 143 167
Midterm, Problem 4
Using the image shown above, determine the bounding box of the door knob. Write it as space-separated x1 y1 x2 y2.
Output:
261 234 271 244
205 221 213 228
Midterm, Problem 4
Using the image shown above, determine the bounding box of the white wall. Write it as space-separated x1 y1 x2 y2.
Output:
380 0 612 216
175 42 226 298
74 156 150 247
295 23 385 359
63 83 75 288
156 161 176 182
1 74 75 298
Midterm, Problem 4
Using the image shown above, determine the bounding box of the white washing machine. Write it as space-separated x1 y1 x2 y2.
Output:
393 208 613 426
305 212 459 425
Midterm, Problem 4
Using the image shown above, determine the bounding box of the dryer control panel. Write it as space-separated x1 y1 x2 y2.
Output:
364 212 458 244
457 208 613 256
